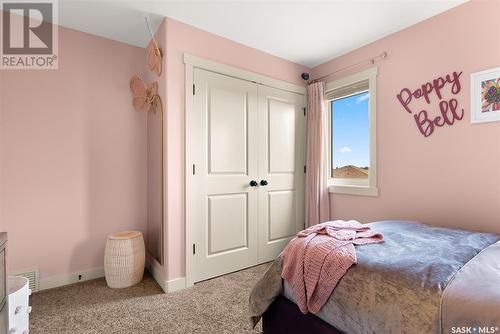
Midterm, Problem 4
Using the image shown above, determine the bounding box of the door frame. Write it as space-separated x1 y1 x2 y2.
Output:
184 54 306 287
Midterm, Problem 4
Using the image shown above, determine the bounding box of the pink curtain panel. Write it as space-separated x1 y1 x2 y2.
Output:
305 82 331 228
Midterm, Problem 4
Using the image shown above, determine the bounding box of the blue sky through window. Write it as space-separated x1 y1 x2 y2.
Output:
331 91 369 169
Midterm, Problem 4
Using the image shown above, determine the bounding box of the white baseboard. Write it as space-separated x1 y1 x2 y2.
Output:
165 277 186 292
39 267 105 291
145 260 167 292
38 264 186 293
145 259 186 293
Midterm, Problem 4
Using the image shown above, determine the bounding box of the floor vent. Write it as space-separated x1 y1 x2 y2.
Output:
13 268 39 292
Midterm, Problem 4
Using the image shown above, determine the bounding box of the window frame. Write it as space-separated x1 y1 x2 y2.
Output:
325 67 378 197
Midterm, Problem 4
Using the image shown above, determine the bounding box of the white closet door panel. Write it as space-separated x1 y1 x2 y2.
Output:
258 85 306 263
209 87 248 174
208 193 248 255
193 68 259 283
268 190 297 241
268 99 296 174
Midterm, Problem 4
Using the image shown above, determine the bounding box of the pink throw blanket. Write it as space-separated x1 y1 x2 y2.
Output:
282 220 383 314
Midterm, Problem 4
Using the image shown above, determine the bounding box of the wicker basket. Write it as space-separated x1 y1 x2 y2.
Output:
104 231 145 289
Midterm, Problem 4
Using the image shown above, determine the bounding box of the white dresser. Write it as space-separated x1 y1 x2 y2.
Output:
7 277 31 334
0 233 7 334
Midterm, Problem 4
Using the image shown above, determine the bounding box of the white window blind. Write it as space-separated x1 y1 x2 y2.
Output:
325 79 369 101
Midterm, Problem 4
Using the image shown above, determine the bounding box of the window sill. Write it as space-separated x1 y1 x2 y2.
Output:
328 185 379 197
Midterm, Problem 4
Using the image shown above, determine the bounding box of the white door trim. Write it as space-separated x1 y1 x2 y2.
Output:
185 60 196 288
184 54 306 95
185 54 306 288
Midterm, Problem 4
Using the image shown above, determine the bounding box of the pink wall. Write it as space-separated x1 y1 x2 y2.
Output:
0 25 147 278
311 0 500 233
164 17 309 280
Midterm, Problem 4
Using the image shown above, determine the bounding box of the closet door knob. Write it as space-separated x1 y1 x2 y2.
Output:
249 180 258 187
260 180 268 186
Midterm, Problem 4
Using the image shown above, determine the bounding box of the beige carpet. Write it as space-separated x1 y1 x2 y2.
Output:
30 264 269 334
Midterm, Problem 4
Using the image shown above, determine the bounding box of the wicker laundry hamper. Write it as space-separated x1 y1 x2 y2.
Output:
104 231 145 289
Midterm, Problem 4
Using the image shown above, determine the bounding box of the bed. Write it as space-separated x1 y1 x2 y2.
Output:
249 221 500 334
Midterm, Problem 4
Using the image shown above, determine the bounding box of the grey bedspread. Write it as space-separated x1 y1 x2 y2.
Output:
249 220 500 334
441 240 500 333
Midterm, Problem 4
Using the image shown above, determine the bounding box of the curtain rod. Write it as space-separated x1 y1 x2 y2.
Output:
308 51 387 84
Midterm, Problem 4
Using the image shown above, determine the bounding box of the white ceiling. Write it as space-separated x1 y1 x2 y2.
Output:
58 0 467 67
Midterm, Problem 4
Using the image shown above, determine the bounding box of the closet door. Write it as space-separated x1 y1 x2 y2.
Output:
192 68 259 282
257 85 306 263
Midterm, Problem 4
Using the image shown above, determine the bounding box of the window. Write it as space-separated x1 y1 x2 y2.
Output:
325 67 378 196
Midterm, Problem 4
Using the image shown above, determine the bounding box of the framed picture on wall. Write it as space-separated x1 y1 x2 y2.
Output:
471 67 500 124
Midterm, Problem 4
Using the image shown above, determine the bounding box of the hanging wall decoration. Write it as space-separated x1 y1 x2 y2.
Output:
396 71 464 137
145 17 162 76
470 67 500 124
129 75 162 113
